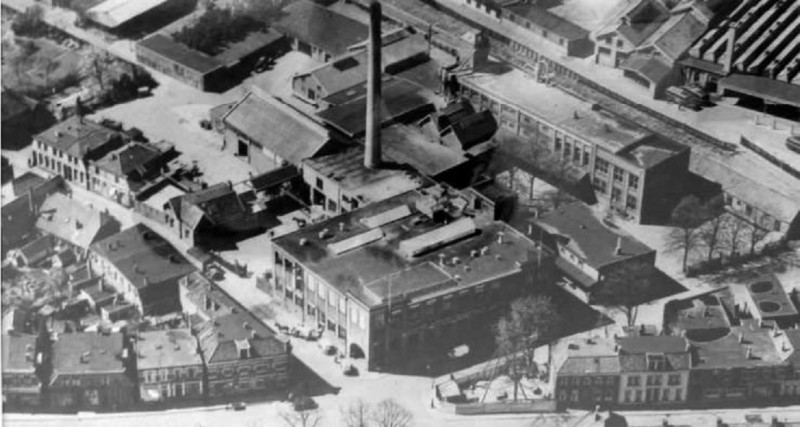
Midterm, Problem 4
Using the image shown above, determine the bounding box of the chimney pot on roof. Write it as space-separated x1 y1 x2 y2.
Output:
339 223 345 232
497 231 505 245
480 246 489 256
471 249 479 258
614 237 622 256
300 238 308 246
439 253 446 266
451 256 460 265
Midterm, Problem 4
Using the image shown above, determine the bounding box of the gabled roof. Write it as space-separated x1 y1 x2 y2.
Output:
87 0 168 28
13 235 54 265
533 201 653 269
647 11 706 61
94 141 172 179
35 117 123 159
505 3 590 41
36 192 120 249
168 182 245 230
90 224 196 290
619 53 674 84
599 0 670 47
223 91 330 165
275 0 369 57
51 332 126 379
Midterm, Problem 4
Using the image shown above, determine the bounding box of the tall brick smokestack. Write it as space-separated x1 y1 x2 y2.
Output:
365 0 382 169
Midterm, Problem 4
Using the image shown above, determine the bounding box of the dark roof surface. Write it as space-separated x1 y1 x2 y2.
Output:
719 74 800 108
90 224 196 289
618 133 689 169
11 172 46 198
620 54 673 84
35 117 122 159
505 3 589 41
317 78 435 137
137 34 223 74
94 142 170 178
275 0 368 57
617 336 688 354
534 201 653 269
213 29 285 65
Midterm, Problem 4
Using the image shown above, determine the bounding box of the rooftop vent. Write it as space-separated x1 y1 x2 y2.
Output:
399 218 477 258
300 238 308 246
80 351 91 364
319 228 332 240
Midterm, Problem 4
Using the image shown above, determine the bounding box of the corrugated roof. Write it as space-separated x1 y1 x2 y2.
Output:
223 91 330 165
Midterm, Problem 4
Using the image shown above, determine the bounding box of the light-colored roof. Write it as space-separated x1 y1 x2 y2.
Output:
142 184 185 212
36 192 120 249
88 0 168 28
223 90 330 165
136 329 203 370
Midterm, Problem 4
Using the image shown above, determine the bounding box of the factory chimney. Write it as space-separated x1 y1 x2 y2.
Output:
365 0 382 169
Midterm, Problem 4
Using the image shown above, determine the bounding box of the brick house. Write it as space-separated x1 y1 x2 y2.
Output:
136 329 205 403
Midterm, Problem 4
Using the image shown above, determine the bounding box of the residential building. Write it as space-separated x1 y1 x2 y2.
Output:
555 335 691 409
681 0 800 111
136 329 205 403
688 320 797 405
459 67 691 224
2 334 42 409
221 90 337 173
617 336 691 406
1 176 65 255
741 275 799 329
89 224 196 315
274 0 369 62
35 192 121 256
270 184 554 370
1 156 12 184
527 201 656 303
31 117 127 192
48 332 136 410
556 337 621 408
90 141 175 207
6 235 55 268
180 272 290 398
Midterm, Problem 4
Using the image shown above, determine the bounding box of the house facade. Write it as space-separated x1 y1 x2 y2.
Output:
136 329 205 403
1 334 42 409
48 332 136 410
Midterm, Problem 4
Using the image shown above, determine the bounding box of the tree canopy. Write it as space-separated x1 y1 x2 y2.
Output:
591 261 660 327
173 2 282 56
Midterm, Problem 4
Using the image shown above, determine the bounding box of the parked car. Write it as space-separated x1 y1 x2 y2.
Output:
448 344 469 359
787 135 800 154
200 119 212 130
227 401 246 411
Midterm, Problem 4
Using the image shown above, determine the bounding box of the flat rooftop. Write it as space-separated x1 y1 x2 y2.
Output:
461 68 652 153
746 275 798 319
693 322 786 370
302 146 425 205
52 332 125 376
382 124 470 177
273 185 548 307
559 337 620 375
136 329 202 370
666 289 732 331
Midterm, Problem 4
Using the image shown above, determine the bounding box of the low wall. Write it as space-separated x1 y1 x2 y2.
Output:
437 397 557 415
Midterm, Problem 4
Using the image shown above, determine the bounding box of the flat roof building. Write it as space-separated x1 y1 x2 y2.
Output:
136 329 204 403
270 183 554 370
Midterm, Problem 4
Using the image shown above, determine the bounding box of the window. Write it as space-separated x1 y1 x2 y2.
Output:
611 187 622 202
316 178 323 190
564 142 572 159
542 30 549 38
628 174 639 189
647 354 665 371
596 158 609 175
594 376 604 385
573 145 582 164
744 204 753 216
635 389 642 402
593 177 607 194
625 390 632 402
627 376 640 387
583 147 590 166
774 219 781 232
328 199 337 213
616 39 623 48
626 194 638 210
559 38 565 46
613 167 624 183
339 297 346 313
668 374 681 386
674 389 683 401
338 325 347 340
318 282 325 299
328 319 336 332
554 133 563 152
646 375 662 386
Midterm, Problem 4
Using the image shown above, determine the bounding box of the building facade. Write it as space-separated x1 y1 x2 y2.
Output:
1 334 42 409
136 329 205 403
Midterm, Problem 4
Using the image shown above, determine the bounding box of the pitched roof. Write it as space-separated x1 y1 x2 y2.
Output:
1 89 36 122
136 329 203 370
505 3 590 41
93 141 171 178
36 192 120 249
617 336 689 354
275 0 369 57
14 235 55 265
169 182 245 230
533 201 654 269
35 117 123 159
601 0 670 46
137 34 223 75
11 172 46 198
647 11 705 61
87 0 168 28
52 332 126 378
2 334 38 374
619 53 673 84
90 224 196 290
558 338 620 375
223 91 330 165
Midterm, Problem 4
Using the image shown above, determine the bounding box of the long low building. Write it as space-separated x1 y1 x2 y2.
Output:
270 183 555 371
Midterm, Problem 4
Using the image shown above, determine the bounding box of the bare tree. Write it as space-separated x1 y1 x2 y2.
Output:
592 261 660 327
494 295 558 401
81 48 113 91
697 195 726 261
371 399 412 427
668 195 706 272
280 409 322 427
746 215 773 255
341 399 372 427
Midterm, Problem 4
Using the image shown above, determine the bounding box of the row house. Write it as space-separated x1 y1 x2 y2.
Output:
48 332 136 410
270 184 554 371
136 329 205 403
556 335 691 409
459 67 691 224
180 272 290 398
90 141 175 207
1 334 42 409
35 192 121 259
89 224 197 315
